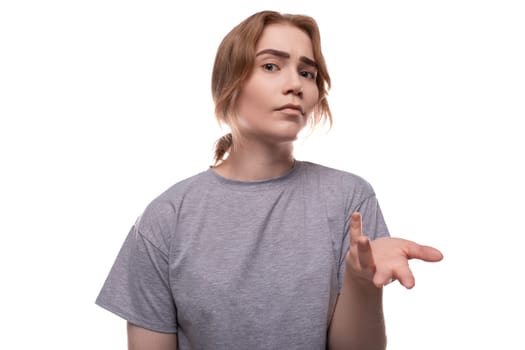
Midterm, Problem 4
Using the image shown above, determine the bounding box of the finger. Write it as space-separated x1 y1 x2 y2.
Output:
393 263 416 289
374 263 415 289
357 237 375 271
407 243 444 262
373 269 397 288
349 212 362 246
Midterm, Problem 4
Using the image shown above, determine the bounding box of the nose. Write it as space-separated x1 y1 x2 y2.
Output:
283 70 303 97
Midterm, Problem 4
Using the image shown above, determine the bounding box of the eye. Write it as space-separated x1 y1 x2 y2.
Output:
262 63 279 72
300 70 316 80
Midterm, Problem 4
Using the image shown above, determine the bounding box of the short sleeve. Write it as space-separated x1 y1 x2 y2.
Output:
95 220 177 333
356 194 390 241
337 194 390 291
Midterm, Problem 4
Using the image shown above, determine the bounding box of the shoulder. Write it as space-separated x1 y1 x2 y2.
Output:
161 168 214 198
299 161 376 196
133 169 212 248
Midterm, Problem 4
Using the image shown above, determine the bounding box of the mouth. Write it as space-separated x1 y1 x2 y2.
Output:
276 104 304 115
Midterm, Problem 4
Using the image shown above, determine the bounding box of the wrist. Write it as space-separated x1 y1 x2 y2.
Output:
344 270 383 294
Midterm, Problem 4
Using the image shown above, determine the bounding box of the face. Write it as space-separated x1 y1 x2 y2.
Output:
234 23 319 144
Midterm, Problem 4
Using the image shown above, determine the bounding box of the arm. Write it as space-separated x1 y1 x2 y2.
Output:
328 275 386 350
128 322 177 350
327 213 387 350
327 212 443 350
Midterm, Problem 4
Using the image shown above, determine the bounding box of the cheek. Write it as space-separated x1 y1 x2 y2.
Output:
305 88 320 112
236 87 256 115
240 80 265 106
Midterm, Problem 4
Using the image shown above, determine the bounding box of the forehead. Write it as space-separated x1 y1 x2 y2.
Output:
256 23 314 57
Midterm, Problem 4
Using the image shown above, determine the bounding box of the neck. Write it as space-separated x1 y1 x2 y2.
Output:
213 137 295 181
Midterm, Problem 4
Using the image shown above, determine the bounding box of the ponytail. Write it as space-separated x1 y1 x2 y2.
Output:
214 133 233 164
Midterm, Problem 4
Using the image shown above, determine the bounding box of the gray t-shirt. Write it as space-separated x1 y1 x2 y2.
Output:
96 161 389 349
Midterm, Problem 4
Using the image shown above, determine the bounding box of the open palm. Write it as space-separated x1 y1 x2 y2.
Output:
346 212 443 289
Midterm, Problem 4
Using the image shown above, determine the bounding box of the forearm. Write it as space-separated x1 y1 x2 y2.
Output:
327 272 386 350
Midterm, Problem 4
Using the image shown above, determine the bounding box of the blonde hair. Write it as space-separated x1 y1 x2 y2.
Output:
211 10 332 163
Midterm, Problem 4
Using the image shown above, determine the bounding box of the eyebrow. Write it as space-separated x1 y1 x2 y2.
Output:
255 48 318 69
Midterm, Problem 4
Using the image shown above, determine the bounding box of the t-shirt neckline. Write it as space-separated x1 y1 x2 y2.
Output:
206 160 302 192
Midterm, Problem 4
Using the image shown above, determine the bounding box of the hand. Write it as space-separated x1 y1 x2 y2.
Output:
346 212 443 289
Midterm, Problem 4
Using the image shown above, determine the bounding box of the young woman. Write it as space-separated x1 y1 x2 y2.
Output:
96 10 443 350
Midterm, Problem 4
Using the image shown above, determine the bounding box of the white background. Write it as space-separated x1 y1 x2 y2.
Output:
1 0 524 349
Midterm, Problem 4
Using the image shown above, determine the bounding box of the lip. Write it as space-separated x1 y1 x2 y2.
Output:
276 104 304 115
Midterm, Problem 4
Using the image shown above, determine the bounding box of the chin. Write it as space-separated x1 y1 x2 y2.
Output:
265 130 302 143
245 123 306 144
